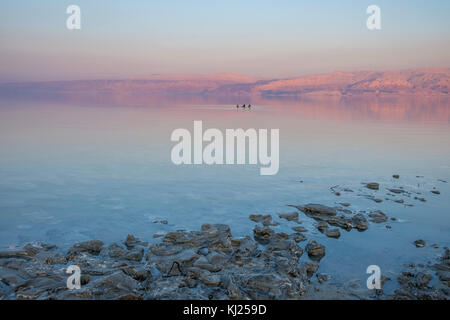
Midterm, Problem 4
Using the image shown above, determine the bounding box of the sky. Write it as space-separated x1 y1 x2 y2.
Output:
0 0 449 82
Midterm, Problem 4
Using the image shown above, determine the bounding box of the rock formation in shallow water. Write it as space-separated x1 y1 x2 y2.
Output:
0 224 321 300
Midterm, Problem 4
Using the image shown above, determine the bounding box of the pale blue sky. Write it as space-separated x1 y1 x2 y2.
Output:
0 0 449 81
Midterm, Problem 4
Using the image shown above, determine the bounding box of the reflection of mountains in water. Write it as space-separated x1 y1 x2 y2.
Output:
266 96 450 123
1 91 448 123
0 68 449 123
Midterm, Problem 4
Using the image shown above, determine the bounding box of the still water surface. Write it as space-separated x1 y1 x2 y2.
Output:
0 95 449 291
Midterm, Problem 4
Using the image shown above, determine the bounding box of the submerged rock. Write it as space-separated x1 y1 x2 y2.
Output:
339 202 351 207
388 188 405 194
316 273 331 283
368 211 388 223
414 240 426 248
249 214 280 226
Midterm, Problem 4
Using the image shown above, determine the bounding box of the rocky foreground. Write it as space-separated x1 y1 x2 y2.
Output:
0 223 316 300
0 215 448 300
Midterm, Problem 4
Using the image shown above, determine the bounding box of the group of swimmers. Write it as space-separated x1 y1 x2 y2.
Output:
236 104 251 109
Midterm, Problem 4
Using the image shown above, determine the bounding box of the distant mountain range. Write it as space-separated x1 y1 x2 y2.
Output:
1 69 449 97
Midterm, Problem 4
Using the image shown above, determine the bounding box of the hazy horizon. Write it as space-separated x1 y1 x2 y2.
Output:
1 0 450 82
2 67 450 85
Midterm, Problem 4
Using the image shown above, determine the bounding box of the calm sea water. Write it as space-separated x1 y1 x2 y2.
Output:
0 94 449 292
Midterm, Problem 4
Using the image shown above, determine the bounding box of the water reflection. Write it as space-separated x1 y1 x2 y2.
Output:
0 93 448 289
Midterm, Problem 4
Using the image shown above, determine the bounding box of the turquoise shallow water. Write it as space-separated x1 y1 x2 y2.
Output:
0 96 449 293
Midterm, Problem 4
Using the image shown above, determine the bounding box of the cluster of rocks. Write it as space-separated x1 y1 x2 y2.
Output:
288 203 370 238
327 176 443 207
0 224 326 300
390 248 450 300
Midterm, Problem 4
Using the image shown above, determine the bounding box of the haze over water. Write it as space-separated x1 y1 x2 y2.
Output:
0 95 449 291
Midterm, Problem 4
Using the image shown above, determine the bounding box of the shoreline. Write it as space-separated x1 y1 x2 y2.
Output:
0 177 448 300
0 218 448 300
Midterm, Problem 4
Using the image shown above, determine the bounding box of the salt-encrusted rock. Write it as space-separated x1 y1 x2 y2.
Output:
66 240 104 260
366 183 380 190
278 212 299 221
23 242 56 255
291 203 369 233
15 275 66 300
414 239 426 248
290 233 307 243
249 214 270 223
249 214 279 226
0 223 328 300
253 226 275 245
124 234 148 249
297 204 337 216
0 251 33 260
92 271 141 299
350 213 369 231
316 221 329 232
103 243 127 258
123 247 144 262
325 228 341 239
121 266 151 282
305 240 326 261
193 256 222 272
292 226 307 233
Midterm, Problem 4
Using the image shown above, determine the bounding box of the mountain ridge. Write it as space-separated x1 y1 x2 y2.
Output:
1 68 449 97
